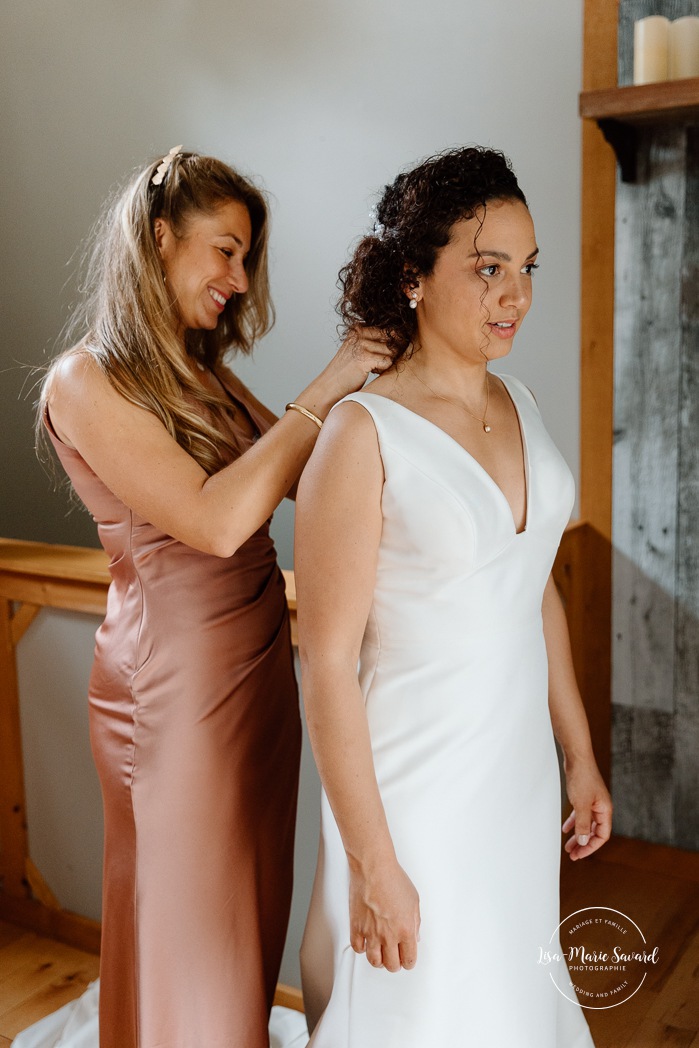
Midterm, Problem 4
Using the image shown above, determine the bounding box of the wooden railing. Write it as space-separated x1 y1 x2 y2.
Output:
0 523 609 979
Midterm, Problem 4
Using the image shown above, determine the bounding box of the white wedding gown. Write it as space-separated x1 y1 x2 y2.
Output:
300 375 595 1047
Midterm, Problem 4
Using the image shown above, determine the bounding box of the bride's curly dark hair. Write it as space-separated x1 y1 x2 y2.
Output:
339 146 528 360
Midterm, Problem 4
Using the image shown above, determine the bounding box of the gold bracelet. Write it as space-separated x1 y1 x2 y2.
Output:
285 402 323 430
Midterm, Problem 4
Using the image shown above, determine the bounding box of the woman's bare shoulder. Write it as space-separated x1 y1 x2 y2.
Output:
46 344 156 449
47 343 107 395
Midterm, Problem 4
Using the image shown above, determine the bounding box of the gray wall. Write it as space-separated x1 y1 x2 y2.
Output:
1 0 583 567
2 0 584 988
612 0 699 850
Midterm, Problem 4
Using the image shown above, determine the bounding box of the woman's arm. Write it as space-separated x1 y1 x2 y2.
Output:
542 572 613 860
295 401 420 973
46 332 390 557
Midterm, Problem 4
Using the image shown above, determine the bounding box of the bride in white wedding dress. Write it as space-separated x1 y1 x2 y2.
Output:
295 147 612 1047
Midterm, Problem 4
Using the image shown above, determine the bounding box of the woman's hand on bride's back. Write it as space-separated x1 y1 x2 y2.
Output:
349 859 421 973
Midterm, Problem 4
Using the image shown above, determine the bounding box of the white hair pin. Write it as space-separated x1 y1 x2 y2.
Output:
368 206 386 241
152 145 183 186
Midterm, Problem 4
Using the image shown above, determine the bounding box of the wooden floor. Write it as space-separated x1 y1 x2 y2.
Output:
561 836 699 1047
1 836 697 1046
0 920 99 1045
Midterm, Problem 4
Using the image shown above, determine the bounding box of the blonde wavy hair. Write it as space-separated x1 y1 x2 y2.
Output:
39 151 273 474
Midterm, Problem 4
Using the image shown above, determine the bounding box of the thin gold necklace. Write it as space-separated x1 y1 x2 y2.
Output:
407 364 492 433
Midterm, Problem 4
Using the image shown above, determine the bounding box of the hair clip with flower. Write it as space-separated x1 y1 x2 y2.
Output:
151 145 183 186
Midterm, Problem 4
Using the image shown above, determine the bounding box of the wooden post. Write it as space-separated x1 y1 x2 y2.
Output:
0 597 31 899
580 0 618 540
577 0 618 787
553 522 611 785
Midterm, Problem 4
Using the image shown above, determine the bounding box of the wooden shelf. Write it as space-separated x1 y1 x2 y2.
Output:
579 78 699 182
580 77 699 123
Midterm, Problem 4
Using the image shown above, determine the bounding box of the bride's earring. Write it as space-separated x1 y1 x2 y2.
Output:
409 292 418 310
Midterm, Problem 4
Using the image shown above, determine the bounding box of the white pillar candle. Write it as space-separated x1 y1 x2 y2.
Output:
669 16 699 80
634 16 670 85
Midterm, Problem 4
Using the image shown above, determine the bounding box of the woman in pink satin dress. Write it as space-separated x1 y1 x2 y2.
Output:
38 148 391 1048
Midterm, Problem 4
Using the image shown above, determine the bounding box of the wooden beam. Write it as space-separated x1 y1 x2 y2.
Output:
0 541 299 637
25 857 60 911
0 539 109 586
282 569 298 647
0 598 30 900
580 0 618 541
578 524 611 786
0 575 107 616
9 604 41 646
272 983 305 1013
0 893 101 955
553 521 611 784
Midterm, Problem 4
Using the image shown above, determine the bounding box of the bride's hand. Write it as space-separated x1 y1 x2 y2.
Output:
562 758 612 860
349 860 421 973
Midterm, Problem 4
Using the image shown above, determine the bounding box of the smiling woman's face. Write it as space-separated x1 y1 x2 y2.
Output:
155 198 252 337
415 198 538 363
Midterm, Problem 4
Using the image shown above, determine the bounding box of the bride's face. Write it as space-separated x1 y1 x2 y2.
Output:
414 199 538 363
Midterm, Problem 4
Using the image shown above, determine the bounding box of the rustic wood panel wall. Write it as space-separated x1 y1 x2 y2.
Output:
612 0 699 850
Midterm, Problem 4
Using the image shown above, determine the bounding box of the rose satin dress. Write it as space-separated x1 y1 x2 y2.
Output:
45 376 301 1048
300 375 595 1047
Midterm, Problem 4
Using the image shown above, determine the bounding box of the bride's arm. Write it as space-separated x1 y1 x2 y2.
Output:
295 401 421 973
542 573 613 860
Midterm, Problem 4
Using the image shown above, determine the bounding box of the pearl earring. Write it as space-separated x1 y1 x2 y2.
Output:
409 292 418 310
